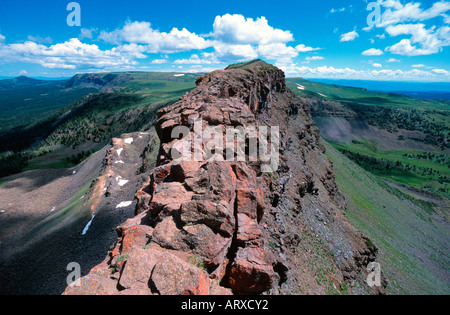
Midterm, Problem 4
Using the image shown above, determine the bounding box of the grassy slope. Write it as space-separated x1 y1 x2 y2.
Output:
286 77 449 197
37 75 196 152
0 72 198 175
287 78 450 138
0 72 199 134
330 139 450 197
23 145 103 171
325 141 449 294
287 78 450 111
0 84 98 133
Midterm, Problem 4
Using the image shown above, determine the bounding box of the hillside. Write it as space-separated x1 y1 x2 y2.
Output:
64 59 385 295
0 130 160 294
325 142 449 294
287 78 450 110
285 78 450 198
0 72 198 177
0 72 199 135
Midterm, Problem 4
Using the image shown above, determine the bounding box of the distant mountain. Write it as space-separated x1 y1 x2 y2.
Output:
308 78 450 100
0 76 65 90
389 90 450 100
0 71 198 177
0 72 199 136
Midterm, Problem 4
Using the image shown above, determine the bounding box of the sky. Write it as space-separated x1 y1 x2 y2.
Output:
0 0 450 81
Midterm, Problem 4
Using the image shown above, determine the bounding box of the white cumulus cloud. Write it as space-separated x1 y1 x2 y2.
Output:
211 14 293 45
340 30 359 42
295 44 321 52
432 68 450 75
305 56 324 61
257 43 299 63
99 21 210 53
378 0 450 27
366 1 450 56
385 23 450 56
0 38 139 70
362 48 384 55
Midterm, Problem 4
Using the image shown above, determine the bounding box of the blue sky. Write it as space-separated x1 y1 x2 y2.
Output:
0 0 450 81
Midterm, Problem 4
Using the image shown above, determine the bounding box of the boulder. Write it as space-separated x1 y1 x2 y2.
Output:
63 274 118 296
150 252 210 295
227 247 278 294
118 248 162 291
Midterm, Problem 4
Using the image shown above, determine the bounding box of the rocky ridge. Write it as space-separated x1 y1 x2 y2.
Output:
64 60 386 295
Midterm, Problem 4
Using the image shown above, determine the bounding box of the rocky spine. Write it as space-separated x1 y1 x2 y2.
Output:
64 60 385 295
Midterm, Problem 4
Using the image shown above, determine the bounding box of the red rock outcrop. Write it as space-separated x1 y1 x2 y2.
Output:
64 60 385 295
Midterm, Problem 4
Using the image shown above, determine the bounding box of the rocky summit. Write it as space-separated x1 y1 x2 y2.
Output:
64 60 386 295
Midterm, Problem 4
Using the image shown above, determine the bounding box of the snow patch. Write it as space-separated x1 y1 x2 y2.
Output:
116 201 133 208
173 74 185 77
50 207 55 212
118 179 129 187
117 148 123 157
124 137 134 144
82 215 95 236
72 170 77 175
318 93 327 97
115 160 124 164
296 84 305 90
0 210 5 214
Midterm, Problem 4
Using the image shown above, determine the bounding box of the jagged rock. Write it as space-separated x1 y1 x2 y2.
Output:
236 213 261 244
150 181 193 216
64 60 386 296
119 225 153 254
209 280 233 295
152 216 188 251
181 223 231 268
180 199 235 237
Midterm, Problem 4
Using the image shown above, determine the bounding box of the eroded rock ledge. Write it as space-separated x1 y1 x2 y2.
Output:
64 60 385 295
64 61 284 295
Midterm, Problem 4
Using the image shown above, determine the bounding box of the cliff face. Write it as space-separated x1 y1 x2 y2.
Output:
64 60 385 295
